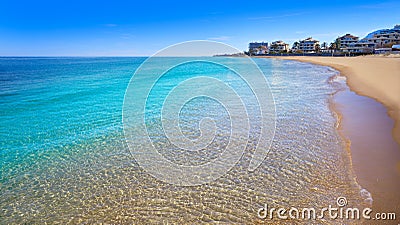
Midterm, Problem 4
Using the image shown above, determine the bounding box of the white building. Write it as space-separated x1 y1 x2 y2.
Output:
298 37 319 53
248 42 268 55
336 34 359 51
374 48 392 54
368 25 400 47
269 40 289 53
343 40 375 53
346 25 400 53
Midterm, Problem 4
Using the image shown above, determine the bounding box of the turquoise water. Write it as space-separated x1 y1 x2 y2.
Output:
1 57 368 223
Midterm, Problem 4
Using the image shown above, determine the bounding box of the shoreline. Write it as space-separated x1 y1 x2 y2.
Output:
260 55 400 145
262 55 400 214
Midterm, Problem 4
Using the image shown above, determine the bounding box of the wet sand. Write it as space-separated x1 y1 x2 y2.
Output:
335 89 400 215
266 55 400 217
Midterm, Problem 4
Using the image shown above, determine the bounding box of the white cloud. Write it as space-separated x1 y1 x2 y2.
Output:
104 24 118 27
208 36 231 41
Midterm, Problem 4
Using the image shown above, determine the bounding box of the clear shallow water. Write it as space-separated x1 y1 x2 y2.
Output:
0 57 368 223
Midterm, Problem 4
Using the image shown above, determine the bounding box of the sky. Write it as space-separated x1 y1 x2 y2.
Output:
0 0 399 56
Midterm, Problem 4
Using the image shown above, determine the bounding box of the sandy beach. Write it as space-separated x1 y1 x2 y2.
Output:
265 55 400 215
268 55 400 144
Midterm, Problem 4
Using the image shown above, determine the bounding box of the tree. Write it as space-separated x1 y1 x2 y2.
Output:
292 41 299 50
270 44 278 53
249 49 256 56
329 42 337 51
321 42 327 50
257 46 267 54
315 43 321 53
335 38 341 50
328 42 337 56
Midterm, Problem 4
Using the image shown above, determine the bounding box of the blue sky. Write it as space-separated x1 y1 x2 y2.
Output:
1 0 399 56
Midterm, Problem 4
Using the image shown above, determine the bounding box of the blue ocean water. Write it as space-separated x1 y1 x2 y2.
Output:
0 57 368 223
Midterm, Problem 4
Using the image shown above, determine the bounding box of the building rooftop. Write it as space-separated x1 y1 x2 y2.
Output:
364 25 400 39
301 37 318 42
339 34 358 39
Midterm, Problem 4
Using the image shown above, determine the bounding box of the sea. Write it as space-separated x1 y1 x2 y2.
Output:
0 57 371 223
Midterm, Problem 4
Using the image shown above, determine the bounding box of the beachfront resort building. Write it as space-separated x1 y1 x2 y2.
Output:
367 25 400 48
269 40 290 53
248 42 268 55
346 25 400 53
343 40 375 53
336 34 359 51
298 37 320 53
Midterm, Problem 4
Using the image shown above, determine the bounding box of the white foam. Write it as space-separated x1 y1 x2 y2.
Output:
360 188 373 205
332 74 347 82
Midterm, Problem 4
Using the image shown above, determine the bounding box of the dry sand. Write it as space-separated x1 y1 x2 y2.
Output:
263 55 400 214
